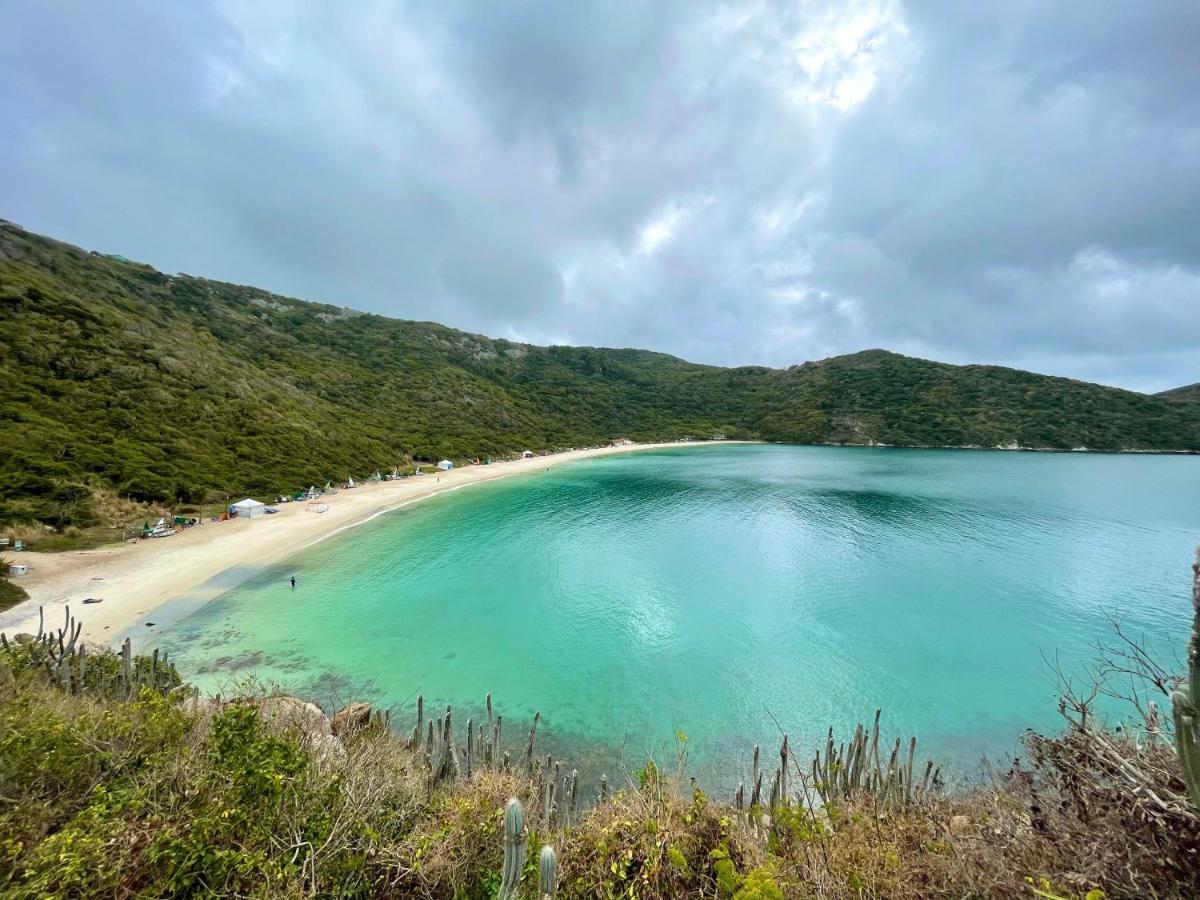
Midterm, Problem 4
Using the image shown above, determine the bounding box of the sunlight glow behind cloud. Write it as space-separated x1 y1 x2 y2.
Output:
1 1 1197 391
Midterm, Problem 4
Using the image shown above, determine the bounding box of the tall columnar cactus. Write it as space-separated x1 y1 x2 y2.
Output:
411 694 424 748
779 734 790 805
121 638 132 699
499 797 526 900
1 607 180 699
465 717 474 776
806 709 936 811
525 711 541 775
1172 549 1200 807
538 845 557 899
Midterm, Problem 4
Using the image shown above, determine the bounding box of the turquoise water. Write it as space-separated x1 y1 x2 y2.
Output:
152 445 1199 788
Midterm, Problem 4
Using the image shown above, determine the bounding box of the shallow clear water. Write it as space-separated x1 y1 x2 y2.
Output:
152 445 1199 789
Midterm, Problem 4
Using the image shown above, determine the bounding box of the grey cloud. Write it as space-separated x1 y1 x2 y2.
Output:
440 242 565 325
1 0 1197 391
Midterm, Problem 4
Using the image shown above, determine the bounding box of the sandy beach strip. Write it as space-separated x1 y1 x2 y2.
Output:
0 442 747 643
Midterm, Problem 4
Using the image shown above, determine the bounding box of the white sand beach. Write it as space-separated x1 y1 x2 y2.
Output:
0 442 744 643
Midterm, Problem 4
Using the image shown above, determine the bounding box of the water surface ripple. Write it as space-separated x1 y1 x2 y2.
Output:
153 445 1200 787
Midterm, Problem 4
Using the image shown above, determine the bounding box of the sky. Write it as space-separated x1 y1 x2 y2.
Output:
2 2 1198 392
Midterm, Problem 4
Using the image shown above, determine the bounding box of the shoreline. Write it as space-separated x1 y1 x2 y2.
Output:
815 440 1200 456
0 441 750 643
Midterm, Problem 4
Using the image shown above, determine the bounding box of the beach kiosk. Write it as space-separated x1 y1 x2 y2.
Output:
437 459 454 471
231 498 266 519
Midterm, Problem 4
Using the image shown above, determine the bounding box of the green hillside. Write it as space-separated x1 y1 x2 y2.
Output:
2 218 1198 529
1159 383 1200 403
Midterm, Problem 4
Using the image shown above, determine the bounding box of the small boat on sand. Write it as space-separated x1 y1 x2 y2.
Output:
146 518 175 538
306 502 329 514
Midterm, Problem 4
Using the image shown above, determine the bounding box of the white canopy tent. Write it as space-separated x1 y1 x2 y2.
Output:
231 498 266 519
437 459 454 471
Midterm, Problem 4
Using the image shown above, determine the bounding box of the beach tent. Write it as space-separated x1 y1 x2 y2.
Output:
521 450 534 459
231 498 266 519
437 459 454 471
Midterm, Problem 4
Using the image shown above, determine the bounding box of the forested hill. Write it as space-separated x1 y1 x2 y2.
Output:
1158 384 1200 403
2 219 1198 527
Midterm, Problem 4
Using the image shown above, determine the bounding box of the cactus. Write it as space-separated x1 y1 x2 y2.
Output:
1172 549 1200 807
466 717 474 777
544 758 560 827
806 710 935 811
411 694 424 748
121 638 132 698
525 711 541 775
538 844 557 898
499 797 526 900
2 607 179 700
779 734 789 806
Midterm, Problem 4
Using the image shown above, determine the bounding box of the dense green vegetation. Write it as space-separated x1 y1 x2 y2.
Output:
1159 383 1200 403
2 219 1198 530
0 578 26 612
0 558 27 611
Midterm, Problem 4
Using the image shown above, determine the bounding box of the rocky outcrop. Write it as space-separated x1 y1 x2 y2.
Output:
177 693 350 760
256 695 346 759
308 731 348 762
332 702 372 738
258 695 333 737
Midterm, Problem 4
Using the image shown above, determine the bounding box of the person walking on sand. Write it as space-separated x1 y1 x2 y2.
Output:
290 576 296 589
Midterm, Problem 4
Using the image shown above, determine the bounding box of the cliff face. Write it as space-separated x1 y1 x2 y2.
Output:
3 219 1199 527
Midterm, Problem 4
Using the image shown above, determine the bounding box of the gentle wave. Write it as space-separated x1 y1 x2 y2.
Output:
151 444 1200 788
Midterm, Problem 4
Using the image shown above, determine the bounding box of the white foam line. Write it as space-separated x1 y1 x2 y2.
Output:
296 470 518 553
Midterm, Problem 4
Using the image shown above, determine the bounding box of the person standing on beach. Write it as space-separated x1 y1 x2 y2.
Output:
290 576 296 588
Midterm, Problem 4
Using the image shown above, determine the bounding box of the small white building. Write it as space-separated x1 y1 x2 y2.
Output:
231 498 266 519
521 450 535 459
437 459 454 471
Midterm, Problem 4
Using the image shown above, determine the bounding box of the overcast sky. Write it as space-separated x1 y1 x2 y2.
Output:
2 2 1198 391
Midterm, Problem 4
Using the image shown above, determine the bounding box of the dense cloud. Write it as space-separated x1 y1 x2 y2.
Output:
2 1 1197 390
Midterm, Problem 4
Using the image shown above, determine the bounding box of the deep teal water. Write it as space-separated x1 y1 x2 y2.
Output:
151 445 1199 789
